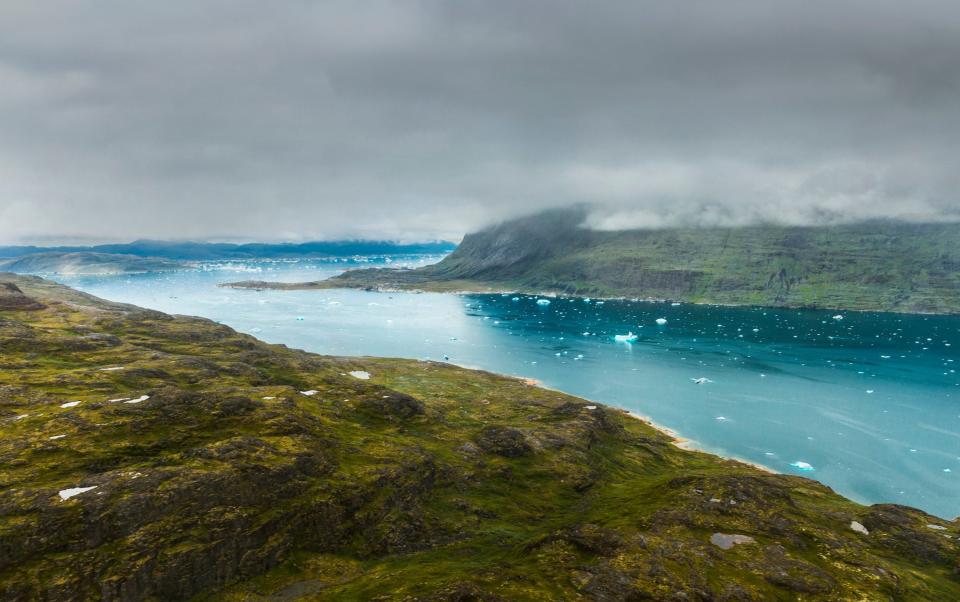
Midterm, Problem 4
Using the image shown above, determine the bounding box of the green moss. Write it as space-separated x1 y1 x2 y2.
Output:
1 274 958 601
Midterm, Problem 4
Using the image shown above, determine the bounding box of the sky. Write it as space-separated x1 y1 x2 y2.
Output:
1 1 959 244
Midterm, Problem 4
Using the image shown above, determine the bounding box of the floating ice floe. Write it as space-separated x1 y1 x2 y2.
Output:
850 521 869 535
124 395 150 404
300 390 319 396
832 315 844 321
536 299 551 306
58 486 97 501
613 332 638 343
348 371 371 380
60 401 82 408
655 318 668 325
511 297 519 301
715 416 727 421
790 461 814 471
691 377 712 384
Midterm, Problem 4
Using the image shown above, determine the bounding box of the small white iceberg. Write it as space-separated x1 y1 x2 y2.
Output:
536 299 551 306
691 377 712 384
613 332 638 343
790 461 814 472
832 315 844 320
348 370 371 380
58 485 97 501
60 401 82 408
655 318 668 325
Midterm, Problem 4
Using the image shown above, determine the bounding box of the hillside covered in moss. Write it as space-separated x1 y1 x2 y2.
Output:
1 273 959 601
227 208 960 314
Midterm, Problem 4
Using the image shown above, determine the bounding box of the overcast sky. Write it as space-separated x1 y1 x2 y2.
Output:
1 1 958 244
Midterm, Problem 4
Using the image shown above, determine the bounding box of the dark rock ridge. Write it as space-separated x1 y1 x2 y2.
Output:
1 273 959 600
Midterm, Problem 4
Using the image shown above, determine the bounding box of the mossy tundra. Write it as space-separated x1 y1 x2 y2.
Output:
1 273 958 601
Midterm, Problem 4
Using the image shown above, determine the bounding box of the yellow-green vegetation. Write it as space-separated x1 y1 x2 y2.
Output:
1 273 959 601
227 208 960 314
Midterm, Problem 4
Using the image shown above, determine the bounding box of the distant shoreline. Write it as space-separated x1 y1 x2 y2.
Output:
219 278 960 317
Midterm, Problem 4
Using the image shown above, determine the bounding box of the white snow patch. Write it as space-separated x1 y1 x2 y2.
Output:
349 371 371 380
60 401 82 408
49 434 66 440
300 390 319 396
58 486 97 500
850 521 869 535
124 395 150 404
99 366 124 371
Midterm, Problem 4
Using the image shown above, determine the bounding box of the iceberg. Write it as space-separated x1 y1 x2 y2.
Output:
790 461 814 471
614 332 638 343
691 377 712 384
536 299 551 306
655 317 667 325
832 314 844 320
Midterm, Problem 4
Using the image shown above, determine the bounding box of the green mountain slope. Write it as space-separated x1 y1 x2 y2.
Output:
1 273 959 600
228 208 960 313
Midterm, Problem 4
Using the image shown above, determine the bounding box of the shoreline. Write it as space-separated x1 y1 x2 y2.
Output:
509 374 780 476
220 279 959 317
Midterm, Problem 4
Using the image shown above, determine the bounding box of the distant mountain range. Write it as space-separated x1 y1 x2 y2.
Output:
226 207 960 314
0 252 185 276
0 239 456 261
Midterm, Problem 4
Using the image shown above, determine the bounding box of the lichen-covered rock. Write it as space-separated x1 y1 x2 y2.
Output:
474 425 533 457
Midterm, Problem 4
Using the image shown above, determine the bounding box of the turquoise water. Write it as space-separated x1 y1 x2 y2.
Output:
51 257 960 518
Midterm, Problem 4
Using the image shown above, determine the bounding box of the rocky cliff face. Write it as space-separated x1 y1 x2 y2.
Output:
432 206 592 279
2 274 958 600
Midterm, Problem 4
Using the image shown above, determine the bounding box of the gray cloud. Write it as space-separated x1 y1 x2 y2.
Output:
1 0 958 243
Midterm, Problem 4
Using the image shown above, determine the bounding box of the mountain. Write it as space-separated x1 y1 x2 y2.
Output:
227 207 960 314
2 273 959 600
0 239 456 261
0 252 186 275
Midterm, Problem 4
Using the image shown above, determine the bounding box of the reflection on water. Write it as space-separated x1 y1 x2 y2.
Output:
54 257 960 518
